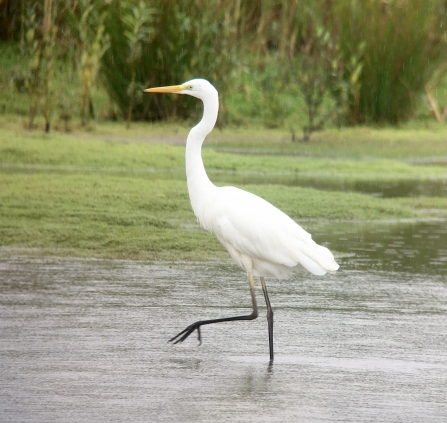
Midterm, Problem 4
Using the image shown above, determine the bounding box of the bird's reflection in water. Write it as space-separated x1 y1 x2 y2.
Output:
231 362 275 401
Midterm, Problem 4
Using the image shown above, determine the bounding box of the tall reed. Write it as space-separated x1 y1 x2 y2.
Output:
5 0 447 126
100 0 246 121
334 0 447 123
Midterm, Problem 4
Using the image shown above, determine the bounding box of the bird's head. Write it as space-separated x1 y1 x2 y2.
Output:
144 78 217 101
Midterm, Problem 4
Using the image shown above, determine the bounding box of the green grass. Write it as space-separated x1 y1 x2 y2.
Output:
4 111 447 164
3 125 442 261
395 196 447 210
0 39 447 260
2 125 447 178
0 173 220 260
2 35 447 261
0 171 417 261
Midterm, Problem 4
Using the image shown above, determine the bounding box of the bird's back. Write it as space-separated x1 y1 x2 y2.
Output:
196 186 339 278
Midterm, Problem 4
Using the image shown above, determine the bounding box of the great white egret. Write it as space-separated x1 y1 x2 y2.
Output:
145 79 339 361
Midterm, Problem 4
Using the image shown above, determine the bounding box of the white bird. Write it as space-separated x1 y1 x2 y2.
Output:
145 79 339 361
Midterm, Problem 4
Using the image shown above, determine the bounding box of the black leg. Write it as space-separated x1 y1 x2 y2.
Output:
260 277 274 361
169 272 258 345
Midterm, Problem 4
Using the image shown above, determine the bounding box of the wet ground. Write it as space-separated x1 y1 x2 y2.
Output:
1 220 446 422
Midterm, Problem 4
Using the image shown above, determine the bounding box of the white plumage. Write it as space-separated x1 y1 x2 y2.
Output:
178 78 339 279
197 185 338 278
145 78 339 360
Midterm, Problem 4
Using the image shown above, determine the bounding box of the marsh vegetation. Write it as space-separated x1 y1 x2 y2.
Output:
1 1 447 260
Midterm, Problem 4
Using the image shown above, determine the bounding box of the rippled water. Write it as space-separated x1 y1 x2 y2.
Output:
310 219 447 274
1 220 447 422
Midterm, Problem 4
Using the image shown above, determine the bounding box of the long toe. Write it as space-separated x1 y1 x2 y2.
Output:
168 326 190 343
169 322 201 344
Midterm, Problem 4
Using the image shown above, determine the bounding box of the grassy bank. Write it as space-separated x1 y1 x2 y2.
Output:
3 124 447 175
2 121 446 260
0 172 415 261
4 113 447 159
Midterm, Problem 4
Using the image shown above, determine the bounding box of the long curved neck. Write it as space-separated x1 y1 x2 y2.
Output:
186 92 219 216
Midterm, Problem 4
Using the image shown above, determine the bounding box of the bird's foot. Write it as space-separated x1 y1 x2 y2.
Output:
169 322 202 346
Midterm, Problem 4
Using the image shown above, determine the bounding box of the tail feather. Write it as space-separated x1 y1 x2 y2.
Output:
315 244 339 272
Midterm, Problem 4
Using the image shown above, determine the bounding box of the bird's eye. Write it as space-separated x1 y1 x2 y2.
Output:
189 85 193 90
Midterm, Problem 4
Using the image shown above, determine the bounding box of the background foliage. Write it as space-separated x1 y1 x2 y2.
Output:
2 0 447 134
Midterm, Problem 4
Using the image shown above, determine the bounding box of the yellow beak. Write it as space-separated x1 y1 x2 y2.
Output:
144 84 186 93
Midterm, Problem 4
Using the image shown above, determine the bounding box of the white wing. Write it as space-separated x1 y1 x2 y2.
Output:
199 186 339 278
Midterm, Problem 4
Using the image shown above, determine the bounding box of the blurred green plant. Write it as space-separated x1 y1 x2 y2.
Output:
295 26 342 141
246 2 364 140
335 0 447 123
101 0 244 122
22 3 43 129
122 1 155 128
76 0 110 126
295 25 365 140
57 86 76 132
20 0 58 132
41 0 57 133
247 58 293 129
243 0 447 126
101 0 183 121
2 0 447 128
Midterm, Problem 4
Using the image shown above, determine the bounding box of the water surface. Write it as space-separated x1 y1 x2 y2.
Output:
1 220 447 422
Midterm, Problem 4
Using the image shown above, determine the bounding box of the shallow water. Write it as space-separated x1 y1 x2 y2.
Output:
212 172 447 198
1 220 447 422
309 219 447 275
